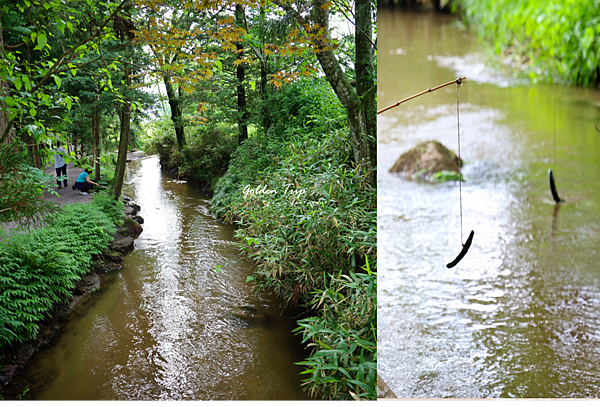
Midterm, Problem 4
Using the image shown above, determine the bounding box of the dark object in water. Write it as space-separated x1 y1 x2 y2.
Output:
446 230 474 268
549 169 563 203
226 306 272 328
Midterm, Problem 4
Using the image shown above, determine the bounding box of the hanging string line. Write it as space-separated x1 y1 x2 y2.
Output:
456 78 463 245
553 0 557 165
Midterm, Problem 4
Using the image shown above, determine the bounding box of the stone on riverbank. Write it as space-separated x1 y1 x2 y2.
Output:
124 205 137 217
123 217 143 237
110 231 135 254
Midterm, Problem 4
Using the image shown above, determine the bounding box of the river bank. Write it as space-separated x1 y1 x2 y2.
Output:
5 155 308 400
378 9 600 398
0 228 136 399
0 152 146 399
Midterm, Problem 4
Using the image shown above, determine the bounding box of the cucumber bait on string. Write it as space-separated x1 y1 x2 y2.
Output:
446 77 474 269
377 77 474 269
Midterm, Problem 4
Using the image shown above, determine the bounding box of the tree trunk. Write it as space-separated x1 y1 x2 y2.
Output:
235 4 248 144
311 0 373 184
164 74 185 151
355 0 377 171
113 60 131 200
92 108 101 182
26 137 42 168
258 7 271 132
260 60 271 131
72 132 77 158
0 18 15 144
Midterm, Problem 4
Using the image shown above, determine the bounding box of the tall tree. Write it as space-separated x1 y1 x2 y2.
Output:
135 0 217 152
235 4 248 144
310 0 375 181
0 0 130 225
0 17 15 144
275 0 377 184
112 12 135 200
163 70 186 151
0 0 129 145
355 0 377 170
92 93 101 182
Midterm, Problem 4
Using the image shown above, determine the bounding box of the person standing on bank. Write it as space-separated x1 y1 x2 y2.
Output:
53 141 68 190
75 168 100 195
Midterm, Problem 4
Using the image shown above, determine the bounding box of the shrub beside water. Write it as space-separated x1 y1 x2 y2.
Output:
456 0 600 86
149 123 237 189
0 193 122 348
211 117 377 398
143 77 376 400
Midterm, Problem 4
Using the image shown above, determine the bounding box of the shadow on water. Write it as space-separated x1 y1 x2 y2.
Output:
378 9 600 399
18 155 309 400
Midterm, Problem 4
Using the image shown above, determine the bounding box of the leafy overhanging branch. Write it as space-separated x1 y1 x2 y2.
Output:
0 0 130 144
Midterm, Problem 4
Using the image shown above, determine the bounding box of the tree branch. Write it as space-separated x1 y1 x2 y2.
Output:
1 0 131 144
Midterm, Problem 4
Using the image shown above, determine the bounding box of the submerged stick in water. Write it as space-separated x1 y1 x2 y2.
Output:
446 230 474 269
549 169 563 203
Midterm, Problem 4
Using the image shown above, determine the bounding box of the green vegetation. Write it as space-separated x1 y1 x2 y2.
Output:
210 78 377 400
294 263 376 400
0 192 122 347
136 0 377 398
456 0 600 86
0 141 58 229
431 170 465 183
147 121 238 189
2 0 376 400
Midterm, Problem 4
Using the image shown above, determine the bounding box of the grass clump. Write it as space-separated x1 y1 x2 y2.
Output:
431 170 465 182
294 263 377 400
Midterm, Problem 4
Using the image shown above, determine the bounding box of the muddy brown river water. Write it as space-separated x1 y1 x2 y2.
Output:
378 9 600 398
19 155 308 400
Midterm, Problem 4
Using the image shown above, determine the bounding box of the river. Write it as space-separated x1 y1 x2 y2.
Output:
19 155 308 400
378 9 600 398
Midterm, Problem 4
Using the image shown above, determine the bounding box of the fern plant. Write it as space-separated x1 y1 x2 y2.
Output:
0 200 118 347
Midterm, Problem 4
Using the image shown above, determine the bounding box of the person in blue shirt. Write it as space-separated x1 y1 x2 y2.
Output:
75 168 100 195
53 141 68 189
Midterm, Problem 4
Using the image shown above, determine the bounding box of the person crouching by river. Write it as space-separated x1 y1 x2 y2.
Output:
74 168 100 195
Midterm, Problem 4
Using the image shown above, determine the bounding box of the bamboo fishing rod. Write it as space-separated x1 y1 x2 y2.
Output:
378 76 474 268
377 77 466 115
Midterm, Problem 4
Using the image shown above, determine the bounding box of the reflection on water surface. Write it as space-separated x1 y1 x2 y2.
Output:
378 9 600 398
21 155 307 400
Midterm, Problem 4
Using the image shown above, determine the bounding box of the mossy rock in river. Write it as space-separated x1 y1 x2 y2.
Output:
389 140 463 181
